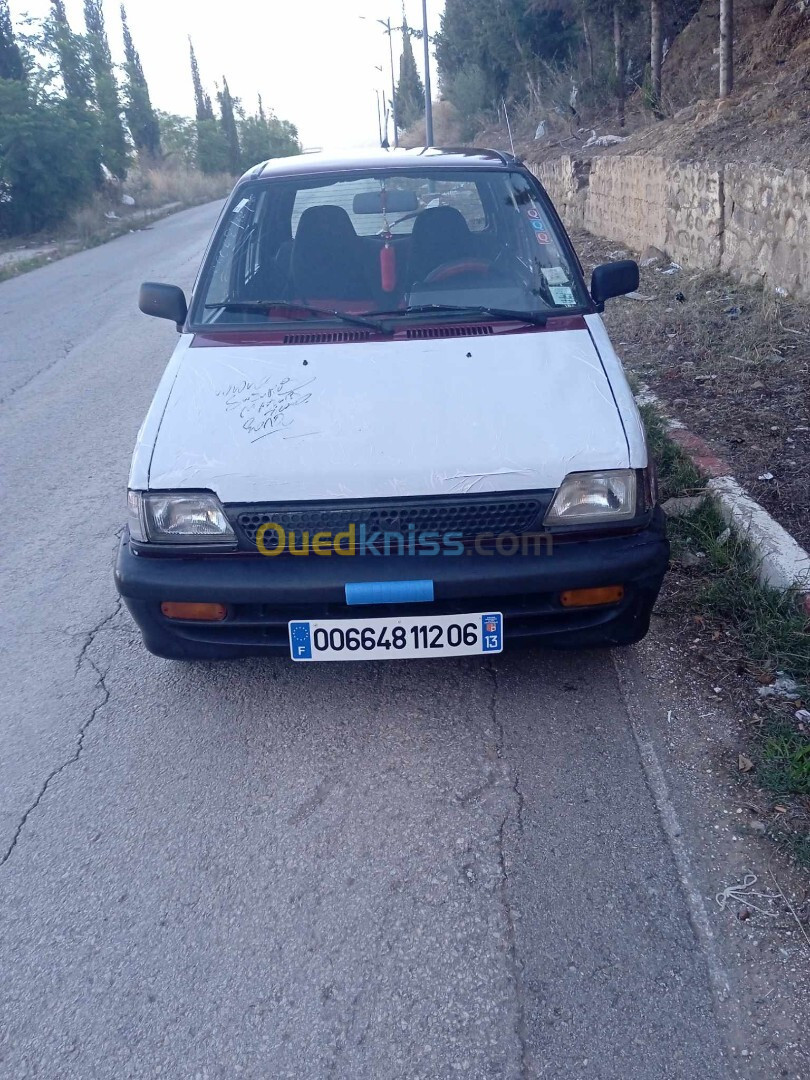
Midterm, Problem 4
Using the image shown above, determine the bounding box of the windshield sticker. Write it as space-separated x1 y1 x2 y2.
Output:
542 266 569 286
549 285 577 307
535 231 552 245
232 197 250 214
530 219 547 232
526 208 540 219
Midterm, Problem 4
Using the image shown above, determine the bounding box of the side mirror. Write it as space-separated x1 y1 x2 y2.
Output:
590 260 639 309
139 282 188 330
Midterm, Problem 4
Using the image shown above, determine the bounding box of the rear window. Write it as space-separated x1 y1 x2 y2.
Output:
291 177 486 236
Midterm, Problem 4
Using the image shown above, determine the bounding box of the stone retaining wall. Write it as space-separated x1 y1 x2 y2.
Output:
529 154 809 299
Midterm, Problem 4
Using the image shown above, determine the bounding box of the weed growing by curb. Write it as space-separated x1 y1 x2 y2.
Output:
638 403 703 499
643 403 810 822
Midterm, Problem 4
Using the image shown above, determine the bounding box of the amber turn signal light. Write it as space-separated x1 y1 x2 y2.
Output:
559 585 624 608
160 601 227 621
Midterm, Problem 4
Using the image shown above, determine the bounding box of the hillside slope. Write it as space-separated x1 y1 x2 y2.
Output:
631 0 810 165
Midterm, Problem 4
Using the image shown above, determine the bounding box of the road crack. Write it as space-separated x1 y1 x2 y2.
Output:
497 814 531 1080
0 338 75 408
1 601 120 868
487 659 530 1077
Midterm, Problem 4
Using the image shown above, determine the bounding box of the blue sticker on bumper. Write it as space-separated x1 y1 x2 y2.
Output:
345 580 435 606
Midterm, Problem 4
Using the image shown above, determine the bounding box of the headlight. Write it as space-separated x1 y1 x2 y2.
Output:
128 491 236 544
544 470 637 525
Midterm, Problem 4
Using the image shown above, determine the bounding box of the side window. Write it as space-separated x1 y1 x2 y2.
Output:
206 191 265 303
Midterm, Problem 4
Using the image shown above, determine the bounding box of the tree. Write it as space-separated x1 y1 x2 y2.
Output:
435 0 579 109
0 0 25 81
613 2 625 128
0 79 99 234
719 0 733 98
217 77 241 173
83 0 128 176
239 95 301 168
120 4 160 158
189 37 213 121
650 0 663 114
156 111 195 166
187 39 225 174
49 0 92 104
395 17 424 132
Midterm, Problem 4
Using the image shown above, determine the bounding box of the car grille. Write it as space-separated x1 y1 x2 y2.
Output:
228 491 551 551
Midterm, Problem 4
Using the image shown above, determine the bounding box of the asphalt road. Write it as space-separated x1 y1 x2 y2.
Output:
1 203 732 1079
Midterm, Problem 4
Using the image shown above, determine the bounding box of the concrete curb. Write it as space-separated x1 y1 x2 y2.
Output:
637 386 810 615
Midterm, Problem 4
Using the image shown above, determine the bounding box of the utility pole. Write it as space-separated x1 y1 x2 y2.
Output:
421 0 434 145
375 89 384 146
384 17 398 148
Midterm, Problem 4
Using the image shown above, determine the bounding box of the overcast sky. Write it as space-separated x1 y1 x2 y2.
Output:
13 0 446 148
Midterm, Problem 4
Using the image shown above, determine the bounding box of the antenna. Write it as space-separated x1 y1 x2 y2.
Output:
501 98 515 156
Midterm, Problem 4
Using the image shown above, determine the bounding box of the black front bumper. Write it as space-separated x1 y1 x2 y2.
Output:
115 511 669 659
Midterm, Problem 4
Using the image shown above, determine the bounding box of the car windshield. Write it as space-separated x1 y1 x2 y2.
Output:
191 167 589 328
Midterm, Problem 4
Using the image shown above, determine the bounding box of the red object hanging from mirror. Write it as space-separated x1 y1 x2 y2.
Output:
380 240 396 292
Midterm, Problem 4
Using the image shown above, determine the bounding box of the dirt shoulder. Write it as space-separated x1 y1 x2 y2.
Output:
0 199 213 284
572 228 810 553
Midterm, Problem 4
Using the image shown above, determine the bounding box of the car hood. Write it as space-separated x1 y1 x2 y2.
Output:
144 327 629 503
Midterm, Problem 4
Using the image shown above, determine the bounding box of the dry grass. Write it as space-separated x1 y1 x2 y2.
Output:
573 227 810 552
66 164 232 242
123 164 233 211
1 163 233 282
641 402 810 863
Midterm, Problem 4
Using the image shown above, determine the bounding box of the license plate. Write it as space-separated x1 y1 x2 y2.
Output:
289 612 503 662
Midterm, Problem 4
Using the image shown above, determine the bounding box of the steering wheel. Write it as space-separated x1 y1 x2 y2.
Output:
424 259 493 283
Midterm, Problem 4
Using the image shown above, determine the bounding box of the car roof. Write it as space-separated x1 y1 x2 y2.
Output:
241 146 521 183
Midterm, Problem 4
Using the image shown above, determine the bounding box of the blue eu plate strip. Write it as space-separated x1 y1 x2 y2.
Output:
345 580 435 606
481 613 502 652
289 621 312 659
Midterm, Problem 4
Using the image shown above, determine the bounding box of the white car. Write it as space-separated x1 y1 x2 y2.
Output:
116 148 668 662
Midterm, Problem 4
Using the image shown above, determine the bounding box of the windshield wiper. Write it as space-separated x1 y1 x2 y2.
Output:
204 300 390 334
371 303 549 327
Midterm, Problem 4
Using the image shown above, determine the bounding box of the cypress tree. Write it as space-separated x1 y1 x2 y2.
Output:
50 0 92 103
217 77 241 174
120 4 160 158
395 17 424 132
83 0 128 177
189 39 226 173
189 37 213 121
0 0 25 81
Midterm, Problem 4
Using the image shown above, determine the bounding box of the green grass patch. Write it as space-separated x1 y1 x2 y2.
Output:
667 496 810 688
638 402 703 501
759 726 810 797
642 401 810 822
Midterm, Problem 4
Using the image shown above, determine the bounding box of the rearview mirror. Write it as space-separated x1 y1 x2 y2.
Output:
590 260 639 309
353 190 419 214
139 282 188 330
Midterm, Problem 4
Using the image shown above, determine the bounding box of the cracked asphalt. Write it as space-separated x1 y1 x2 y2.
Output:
1 203 735 1079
